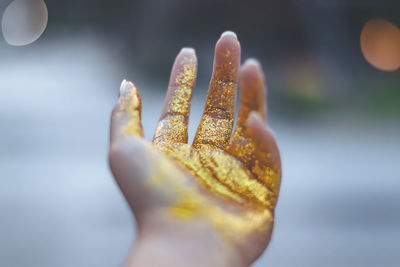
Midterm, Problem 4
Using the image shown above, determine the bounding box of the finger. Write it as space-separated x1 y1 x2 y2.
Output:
246 112 281 206
193 31 241 150
227 59 266 166
237 58 267 127
153 48 197 145
110 80 144 144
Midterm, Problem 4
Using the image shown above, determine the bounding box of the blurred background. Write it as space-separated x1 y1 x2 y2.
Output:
0 0 399 266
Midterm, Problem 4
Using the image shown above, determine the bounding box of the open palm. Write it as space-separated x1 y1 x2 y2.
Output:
109 32 281 265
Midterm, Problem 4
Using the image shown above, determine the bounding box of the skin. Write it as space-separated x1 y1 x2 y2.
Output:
109 31 281 267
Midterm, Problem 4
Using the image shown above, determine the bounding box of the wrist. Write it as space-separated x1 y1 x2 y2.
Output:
127 217 247 267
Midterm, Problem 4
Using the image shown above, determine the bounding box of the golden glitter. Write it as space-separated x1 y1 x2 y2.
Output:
169 56 196 115
193 48 239 149
115 37 280 245
149 41 279 243
145 145 274 244
154 56 197 145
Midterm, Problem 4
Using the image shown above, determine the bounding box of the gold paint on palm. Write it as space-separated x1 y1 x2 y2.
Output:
146 147 275 243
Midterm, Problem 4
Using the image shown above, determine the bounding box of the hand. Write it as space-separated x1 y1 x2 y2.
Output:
109 31 281 267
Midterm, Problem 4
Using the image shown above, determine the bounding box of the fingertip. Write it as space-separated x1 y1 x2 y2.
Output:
170 47 198 86
247 111 263 124
247 119 278 149
220 30 237 39
119 79 135 97
174 47 197 68
180 47 196 55
246 112 279 156
246 111 264 129
175 47 198 64
241 58 264 81
212 31 241 82
243 58 261 68
179 47 197 62
216 30 241 54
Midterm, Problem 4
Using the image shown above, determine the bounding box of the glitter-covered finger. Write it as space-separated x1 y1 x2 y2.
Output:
110 80 144 143
193 31 241 150
153 48 197 146
246 112 281 208
237 59 267 127
227 59 267 167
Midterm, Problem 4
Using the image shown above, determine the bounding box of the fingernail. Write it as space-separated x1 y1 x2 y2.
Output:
220 30 237 39
246 111 264 127
180 47 195 54
119 79 134 97
243 58 261 68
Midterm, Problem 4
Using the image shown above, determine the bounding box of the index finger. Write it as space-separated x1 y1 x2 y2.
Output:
153 48 197 146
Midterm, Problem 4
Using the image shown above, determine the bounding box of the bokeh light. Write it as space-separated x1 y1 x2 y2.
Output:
1 0 48 46
360 19 400 72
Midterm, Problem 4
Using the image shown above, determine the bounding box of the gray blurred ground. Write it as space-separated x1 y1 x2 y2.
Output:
1 36 399 267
